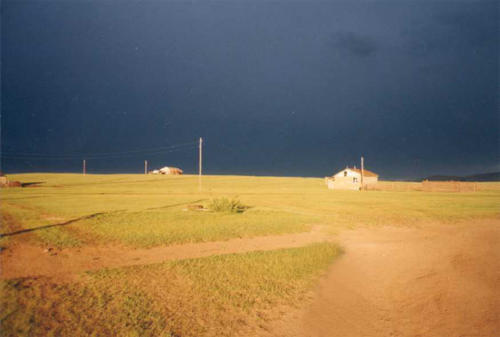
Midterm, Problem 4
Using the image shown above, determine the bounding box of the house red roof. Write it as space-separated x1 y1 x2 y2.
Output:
350 167 378 177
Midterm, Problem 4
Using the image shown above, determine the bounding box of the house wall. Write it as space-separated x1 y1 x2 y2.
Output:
327 176 361 190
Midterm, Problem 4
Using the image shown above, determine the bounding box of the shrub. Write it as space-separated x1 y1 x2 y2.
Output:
207 197 247 213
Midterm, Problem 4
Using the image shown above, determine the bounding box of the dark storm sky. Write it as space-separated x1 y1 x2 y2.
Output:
1 0 499 179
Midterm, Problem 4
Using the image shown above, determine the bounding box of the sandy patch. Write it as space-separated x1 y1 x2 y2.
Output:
0 226 329 281
293 220 500 337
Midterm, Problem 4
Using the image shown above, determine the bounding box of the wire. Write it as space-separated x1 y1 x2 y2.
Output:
2 141 197 157
1 146 197 160
1 141 198 160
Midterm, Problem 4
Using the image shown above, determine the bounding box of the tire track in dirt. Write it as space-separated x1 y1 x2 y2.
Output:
0 227 330 280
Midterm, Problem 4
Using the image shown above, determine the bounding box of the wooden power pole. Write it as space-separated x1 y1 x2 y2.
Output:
198 137 203 191
83 159 86 176
360 156 364 190
199 137 203 176
144 160 148 175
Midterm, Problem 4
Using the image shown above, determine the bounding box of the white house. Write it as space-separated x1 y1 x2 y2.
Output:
326 167 378 190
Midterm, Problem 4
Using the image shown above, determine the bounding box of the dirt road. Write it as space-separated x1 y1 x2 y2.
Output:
0 227 329 280
299 221 500 337
2 220 499 336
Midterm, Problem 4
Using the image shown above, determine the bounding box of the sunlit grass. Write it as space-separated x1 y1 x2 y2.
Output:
0 243 341 337
0 277 169 337
77 208 312 247
1 173 499 248
1 173 499 336
0 202 81 248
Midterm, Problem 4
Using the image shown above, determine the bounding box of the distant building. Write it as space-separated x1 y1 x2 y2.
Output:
0 173 22 188
0 173 7 186
326 167 378 190
158 166 183 175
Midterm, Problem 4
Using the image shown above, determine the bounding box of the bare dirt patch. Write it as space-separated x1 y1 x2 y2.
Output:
0 226 329 280
2 219 499 337
287 220 500 337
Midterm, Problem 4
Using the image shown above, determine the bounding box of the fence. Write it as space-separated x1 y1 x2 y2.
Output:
364 180 481 192
421 180 478 192
364 181 422 192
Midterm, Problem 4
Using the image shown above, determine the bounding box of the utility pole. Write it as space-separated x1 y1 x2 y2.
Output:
199 137 203 176
198 137 203 191
360 156 364 190
83 159 86 176
144 160 148 175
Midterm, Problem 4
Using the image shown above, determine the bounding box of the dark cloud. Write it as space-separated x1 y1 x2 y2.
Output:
1 1 498 179
402 2 498 56
436 4 498 48
332 31 377 57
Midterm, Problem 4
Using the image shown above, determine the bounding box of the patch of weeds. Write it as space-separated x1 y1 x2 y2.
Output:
207 197 248 213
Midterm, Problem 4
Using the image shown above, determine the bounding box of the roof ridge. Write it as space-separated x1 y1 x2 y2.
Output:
336 167 379 177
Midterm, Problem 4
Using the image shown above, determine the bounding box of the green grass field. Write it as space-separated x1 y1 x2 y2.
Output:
1 243 341 337
1 174 499 336
2 174 499 248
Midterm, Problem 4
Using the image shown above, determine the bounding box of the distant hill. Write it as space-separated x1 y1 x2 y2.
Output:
463 172 500 182
424 175 465 181
423 172 500 182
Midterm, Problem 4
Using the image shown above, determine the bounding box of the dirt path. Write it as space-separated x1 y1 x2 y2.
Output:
0 227 329 280
296 220 500 337
2 220 499 336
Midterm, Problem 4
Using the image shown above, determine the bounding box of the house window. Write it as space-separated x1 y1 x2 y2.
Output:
344 171 347 177
353 177 358 183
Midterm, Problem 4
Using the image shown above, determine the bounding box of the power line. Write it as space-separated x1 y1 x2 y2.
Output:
2 141 197 158
1 141 198 160
1 146 197 160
